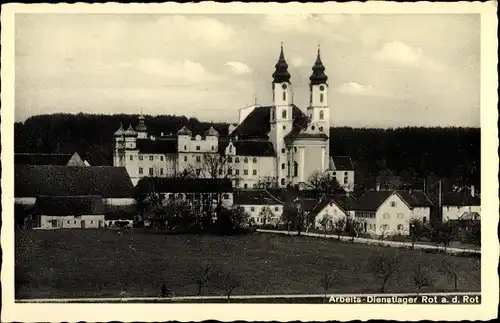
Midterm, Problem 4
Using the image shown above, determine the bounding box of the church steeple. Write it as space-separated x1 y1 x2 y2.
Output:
272 43 291 84
309 45 328 85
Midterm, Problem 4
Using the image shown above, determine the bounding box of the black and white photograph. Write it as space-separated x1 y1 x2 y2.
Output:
1 2 498 322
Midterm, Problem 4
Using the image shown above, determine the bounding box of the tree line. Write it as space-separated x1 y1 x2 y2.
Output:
15 113 479 184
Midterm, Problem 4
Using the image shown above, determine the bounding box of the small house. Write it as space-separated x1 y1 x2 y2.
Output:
233 189 284 226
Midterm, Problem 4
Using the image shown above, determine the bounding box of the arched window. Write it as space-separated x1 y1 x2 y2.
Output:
293 162 298 177
282 109 287 119
253 157 257 163
344 175 348 184
320 93 324 103
283 91 286 101
319 110 324 120
228 156 232 163
244 157 248 163
281 178 285 186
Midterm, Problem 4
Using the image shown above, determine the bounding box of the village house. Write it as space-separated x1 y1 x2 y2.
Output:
310 195 356 230
233 189 284 226
112 45 355 191
135 177 234 215
14 165 136 229
15 152 89 166
442 185 481 221
34 195 105 229
352 189 434 237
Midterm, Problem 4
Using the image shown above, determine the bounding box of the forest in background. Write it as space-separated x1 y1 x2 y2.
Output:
15 113 480 197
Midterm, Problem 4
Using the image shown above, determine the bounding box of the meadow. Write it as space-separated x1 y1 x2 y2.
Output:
15 229 480 299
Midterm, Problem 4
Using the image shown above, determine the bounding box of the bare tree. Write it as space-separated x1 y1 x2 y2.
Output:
440 258 461 291
192 263 214 296
432 221 459 252
216 271 241 303
368 252 402 293
318 214 332 236
411 257 432 295
346 218 362 242
331 217 346 240
409 218 428 250
306 171 344 199
319 272 336 303
259 206 275 226
256 176 278 189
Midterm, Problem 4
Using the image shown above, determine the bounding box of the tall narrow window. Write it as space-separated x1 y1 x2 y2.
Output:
283 91 286 101
320 93 324 103
282 109 287 119
344 175 348 184
293 162 298 177
319 110 324 120
281 178 285 186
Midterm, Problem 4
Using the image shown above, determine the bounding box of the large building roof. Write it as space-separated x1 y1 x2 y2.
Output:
15 153 75 166
233 189 283 206
136 138 177 154
309 195 357 217
15 165 135 198
396 190 434 207
135 177 233 194
330 156 354 171
353 190 434 211
442 191 480 206
35 195 105 216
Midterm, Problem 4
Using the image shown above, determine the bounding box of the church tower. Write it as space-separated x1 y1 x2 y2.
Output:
307 45 330 171
269 44 293 187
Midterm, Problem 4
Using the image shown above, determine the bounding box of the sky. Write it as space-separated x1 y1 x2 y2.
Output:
15 13 480 128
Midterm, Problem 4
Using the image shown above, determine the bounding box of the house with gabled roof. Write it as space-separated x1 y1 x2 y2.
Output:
442 185 480 222
351 189 433 236
310 194 357 230
233 189 284 226
112 45 354 190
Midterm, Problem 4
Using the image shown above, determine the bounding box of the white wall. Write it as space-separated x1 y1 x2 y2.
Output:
442 205 481 221
375 193 412 236
314 202 348 230
40 215 105 229
104 198 136 206
241 204 283 225
15 197 36 206
411 207 431 224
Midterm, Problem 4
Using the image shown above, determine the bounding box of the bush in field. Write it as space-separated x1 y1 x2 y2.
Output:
368 252 402 293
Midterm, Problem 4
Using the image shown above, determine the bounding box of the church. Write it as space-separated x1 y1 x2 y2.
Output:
113 45 355 191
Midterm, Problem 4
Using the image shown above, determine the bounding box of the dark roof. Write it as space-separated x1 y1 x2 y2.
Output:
352 190 394 211
233 189 283 205
396 190 434 207
272 45 291 84
15 165 135 198
230 105 305 139
309 195 357 216
136 138 177 154
331 156 354 171
300 198 320 212
233 140 276 157
442 191 481 206
35 195 105 216
136 178 233 194
15 153 73 166
309 48 328 85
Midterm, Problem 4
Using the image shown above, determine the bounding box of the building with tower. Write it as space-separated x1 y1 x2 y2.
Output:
113 45 355 190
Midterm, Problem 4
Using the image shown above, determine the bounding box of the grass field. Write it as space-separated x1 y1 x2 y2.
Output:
15 229 480 299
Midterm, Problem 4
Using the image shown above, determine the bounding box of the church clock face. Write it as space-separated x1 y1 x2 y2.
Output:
282 84 287 90
319 85 325 91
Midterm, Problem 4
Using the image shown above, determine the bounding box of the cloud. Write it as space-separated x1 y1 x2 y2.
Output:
374 40 445 70
224 61 253 74
136 58 222 84
336 82 393 97
290 57 305 67
263 14 348 33
154 15 237 49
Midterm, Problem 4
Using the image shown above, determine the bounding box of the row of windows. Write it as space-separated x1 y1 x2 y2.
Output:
137 155 164 161
162 193 231 200
227 156 258 164
247 206 281 212
139 167 164 175
225 169 258 176
356 211 376 218
181 145 216 151
382 213 405 220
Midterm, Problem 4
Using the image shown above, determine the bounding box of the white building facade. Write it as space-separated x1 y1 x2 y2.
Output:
113 45 354 190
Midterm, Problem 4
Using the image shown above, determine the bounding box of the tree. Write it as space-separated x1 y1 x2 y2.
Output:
306 171 344 199
318 214 332 236
259 206 275 226
440 258 461 291
432 221 459 252
256 176 278 189
345 218 362 242
331 217 346 240
320 272 334 303
149 199 195 231
191 263 215 296
409 218 428 250
216 271 241 303
411 257 432 295
368 252 402 293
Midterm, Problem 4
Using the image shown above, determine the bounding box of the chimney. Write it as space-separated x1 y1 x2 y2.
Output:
376 183 380 192
471 185 475 197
